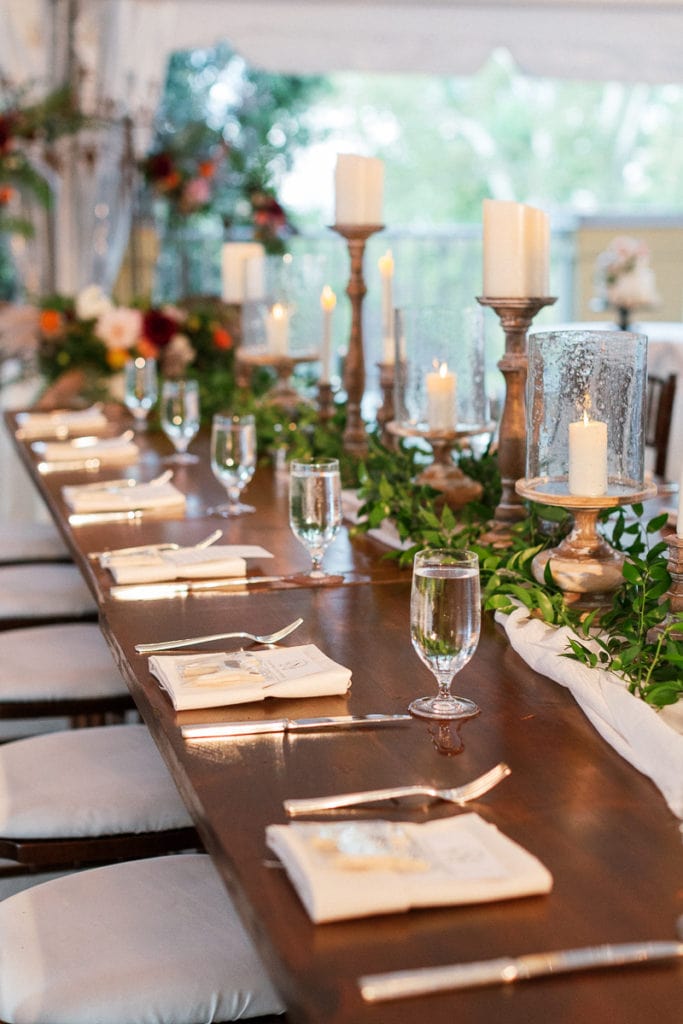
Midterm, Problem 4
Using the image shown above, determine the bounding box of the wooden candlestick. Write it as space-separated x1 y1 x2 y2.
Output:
477 296 556 544
332 223 384 457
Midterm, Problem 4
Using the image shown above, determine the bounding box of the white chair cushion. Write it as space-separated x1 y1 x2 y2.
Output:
0 724 193 838
0 623 128 701
0 565 96 619
0 521 70 563
0 853 285 1024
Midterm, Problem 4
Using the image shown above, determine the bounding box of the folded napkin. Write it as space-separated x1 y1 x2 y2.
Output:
266 813 553 923
16 404 108 439
63 479 186 514
102 544 273 584
497 605 683 819
149 644 352 711
33 433 140 466
341 489 411 552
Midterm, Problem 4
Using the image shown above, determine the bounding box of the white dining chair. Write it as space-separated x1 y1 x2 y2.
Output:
0 853 286 1023
0 622 133 726
0 724 199 875
0 564 97 630
0 520 70 564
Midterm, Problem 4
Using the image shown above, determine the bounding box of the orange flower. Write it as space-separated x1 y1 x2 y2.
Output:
0 186 14 205
39 309 63 337
213 326 233 350
136 337 159 359
198 160 216 179
159 171 182 192
106 348 130 370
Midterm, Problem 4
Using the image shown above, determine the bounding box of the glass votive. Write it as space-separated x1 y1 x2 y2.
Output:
394 305 489 434
526 329 648 498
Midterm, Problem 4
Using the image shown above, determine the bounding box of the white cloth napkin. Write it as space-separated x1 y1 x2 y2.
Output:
266 813 553 923
341 489 411 551
33 433 140 466
15 404 108 439
62 479 187 514
149 644 352 711
497 605 683 819
102 544 273 584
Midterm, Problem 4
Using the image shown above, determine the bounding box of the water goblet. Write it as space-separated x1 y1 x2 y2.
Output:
409 547 481 720
124 357 158 431
207 413 257 517
289 458 342 583
160 379 200 464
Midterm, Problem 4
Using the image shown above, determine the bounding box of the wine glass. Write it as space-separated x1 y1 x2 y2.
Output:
207 413 257 516
159 379 200 464
409 547 481 720
124 357 158 430
289 458 342 583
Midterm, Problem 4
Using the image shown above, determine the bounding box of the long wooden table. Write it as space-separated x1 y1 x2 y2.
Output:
9 413 683 1024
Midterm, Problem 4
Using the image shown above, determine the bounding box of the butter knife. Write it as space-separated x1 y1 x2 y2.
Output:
39 458 102 475
181 714 411 739
110 575 285 600
359 941 683 1002
69 509 145 526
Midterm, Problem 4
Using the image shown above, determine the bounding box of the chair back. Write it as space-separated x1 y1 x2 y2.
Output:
645 372 676 479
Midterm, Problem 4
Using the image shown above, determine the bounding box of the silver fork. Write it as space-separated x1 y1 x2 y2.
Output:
135 616 304 654
283 762 511 817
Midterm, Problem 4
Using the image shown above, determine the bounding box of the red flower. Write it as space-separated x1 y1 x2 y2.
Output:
145 152 175 182
213 326 233 350
142 309 178 348
0 113 17 153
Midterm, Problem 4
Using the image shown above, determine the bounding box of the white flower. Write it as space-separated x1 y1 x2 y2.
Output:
161 333 196 377
75 284 113 321
94 307 143 351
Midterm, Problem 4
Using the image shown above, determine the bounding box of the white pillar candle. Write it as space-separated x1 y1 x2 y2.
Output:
482 199 550 298
426 362 457 432
221 243 265 303
334 154 384 225
320 285 336 384
568 414 608 496
265 303 289 355
378 249 395 363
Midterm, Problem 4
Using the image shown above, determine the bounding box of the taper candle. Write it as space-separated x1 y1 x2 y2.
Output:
378 249 395 363
320 285 336 384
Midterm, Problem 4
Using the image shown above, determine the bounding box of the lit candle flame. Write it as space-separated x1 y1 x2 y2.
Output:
320 285 337 312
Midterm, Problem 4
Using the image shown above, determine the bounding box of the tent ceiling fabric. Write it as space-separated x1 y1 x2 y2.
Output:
6 1 683 97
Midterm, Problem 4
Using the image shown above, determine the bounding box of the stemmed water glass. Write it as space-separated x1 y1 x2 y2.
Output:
409 547 481 720
123 357 158 430
289 458 342 583
207 413 257 517
159 379 200 464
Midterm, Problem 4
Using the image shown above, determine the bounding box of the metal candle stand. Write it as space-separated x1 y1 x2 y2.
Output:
476 296 556 544
332 223 384 457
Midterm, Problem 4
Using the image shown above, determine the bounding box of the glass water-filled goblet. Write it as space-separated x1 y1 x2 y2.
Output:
123 357 158 430
207 413 257 517
409 547 481 720
289 458 342 583
160 379 200 464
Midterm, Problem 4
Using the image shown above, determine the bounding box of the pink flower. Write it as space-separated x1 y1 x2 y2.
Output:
181 177 211 210
95 307 143 351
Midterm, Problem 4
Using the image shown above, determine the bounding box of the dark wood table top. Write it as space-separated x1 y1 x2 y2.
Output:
7 411 683 1024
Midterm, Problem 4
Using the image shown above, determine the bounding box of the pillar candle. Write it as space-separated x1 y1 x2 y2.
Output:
426 362 457 431
320 285 336 384
334 154 384 225
221 243 265 303
568 414 608 496
378 249 395 363
482 199 550 298
265 303 289 355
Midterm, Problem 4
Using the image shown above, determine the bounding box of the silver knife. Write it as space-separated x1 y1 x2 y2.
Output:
69 509 145 526
181 714 412 739
39 458 103 475
359 941 683 1002
110 575 286 601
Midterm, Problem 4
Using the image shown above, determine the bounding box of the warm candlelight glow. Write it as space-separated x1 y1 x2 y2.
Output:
378 249 395 363
320 286 336 383
426 360 457 431
265 303 290 355
378 250 394 277
320 285 337 312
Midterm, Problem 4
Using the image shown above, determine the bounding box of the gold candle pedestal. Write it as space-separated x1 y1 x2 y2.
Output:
477 296 556 545
649 533 683 641
332 223 384 457
516 478 657 608
236 350 317 414
317 381 335 422
387 421 483 510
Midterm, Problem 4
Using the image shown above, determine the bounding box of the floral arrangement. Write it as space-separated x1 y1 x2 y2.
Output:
140 121 293 253
593 235 659 329
36 285 239 420
0 85 86 237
